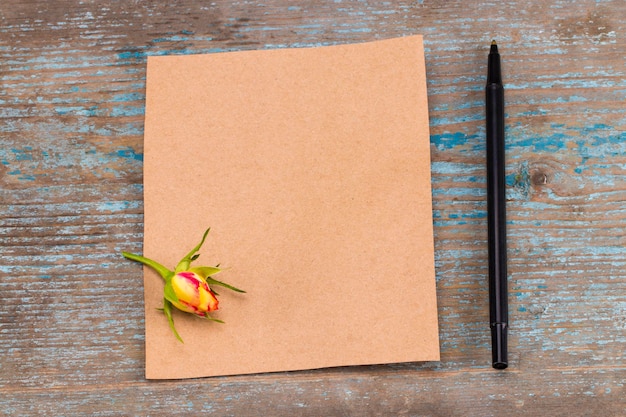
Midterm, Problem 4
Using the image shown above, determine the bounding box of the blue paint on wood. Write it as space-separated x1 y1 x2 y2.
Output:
508 123 624 154
11 148 34 161
110 106 145 117
110 147 143 162
112 93 145 102
447 212 487 220
152 35 190 43
118 51 146 60
431 132 480 150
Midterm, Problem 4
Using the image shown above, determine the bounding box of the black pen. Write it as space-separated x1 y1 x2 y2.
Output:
486 40 508 370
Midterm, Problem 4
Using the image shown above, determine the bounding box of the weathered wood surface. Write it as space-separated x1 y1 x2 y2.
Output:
1 0 625 415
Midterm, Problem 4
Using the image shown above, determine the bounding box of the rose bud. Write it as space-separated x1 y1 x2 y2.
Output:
170 271 219 316
122 227 245 343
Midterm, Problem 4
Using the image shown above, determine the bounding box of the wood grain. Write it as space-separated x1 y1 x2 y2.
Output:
1 0 625 415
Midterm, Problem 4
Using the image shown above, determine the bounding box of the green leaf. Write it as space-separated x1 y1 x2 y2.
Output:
163 300 184 343
122 251 172 281
175 228 211 272
206 276 246 293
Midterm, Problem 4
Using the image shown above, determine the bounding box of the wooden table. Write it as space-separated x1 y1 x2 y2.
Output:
1 1 624 415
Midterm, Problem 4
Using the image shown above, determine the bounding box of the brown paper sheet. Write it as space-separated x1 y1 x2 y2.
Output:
142 35 439 379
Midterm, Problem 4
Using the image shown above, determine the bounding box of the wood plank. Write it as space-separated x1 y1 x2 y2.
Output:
1 0 625 414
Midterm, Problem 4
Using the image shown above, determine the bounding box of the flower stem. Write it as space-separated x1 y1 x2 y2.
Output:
122 251 172 281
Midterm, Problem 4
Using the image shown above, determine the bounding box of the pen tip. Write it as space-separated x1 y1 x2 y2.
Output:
490 40 498 54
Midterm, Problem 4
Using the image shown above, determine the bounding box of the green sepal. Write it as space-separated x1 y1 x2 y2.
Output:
189 266 221 279
206 276 246 293
175 228 210 273
163 299 184 343
122 251 173 281
163 281 179 305
204 313 225 324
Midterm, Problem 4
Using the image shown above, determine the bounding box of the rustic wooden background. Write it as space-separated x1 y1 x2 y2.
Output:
1 0 625 415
